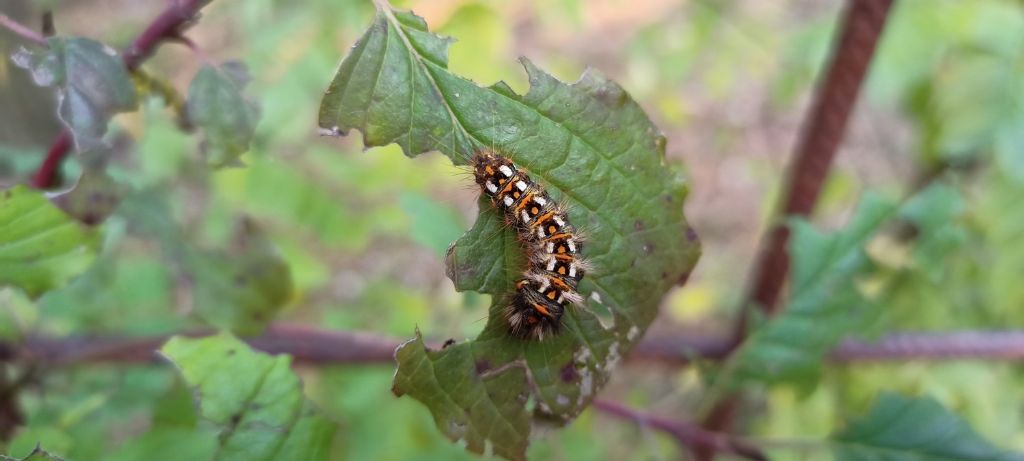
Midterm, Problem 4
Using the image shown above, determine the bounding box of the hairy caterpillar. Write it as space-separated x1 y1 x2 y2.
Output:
471 150 588 340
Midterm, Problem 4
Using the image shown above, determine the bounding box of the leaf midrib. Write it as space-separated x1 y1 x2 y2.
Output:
375 1 650 330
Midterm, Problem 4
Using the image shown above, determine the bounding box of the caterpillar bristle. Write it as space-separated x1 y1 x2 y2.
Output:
472 149 588 340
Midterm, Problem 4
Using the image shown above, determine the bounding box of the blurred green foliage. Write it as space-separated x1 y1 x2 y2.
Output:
0 0 1023 460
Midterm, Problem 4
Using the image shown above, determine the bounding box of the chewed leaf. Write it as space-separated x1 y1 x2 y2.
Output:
832 393 1023 461
12 37 137 150
319 5 699 459
161 333 337 461
0 186 99 298
186 62 260 167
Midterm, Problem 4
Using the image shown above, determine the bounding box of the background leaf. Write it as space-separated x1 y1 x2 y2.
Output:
186 62 260 167
0 186 98 298
160 333 337 461
11 37 137 150
49 143 128 226
727 193 898 388
319 6 700 458
832 393 1024 461
726 183 970 389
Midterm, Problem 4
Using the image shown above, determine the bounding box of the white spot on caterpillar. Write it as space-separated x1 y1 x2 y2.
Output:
498 165 513 177
520 210 530 222
547 242 555 253
503 196 514 206
537 227 546 239
569 264 577 277
534 196 547 206
567 239 576 252
554 216 565 226
486 181 498 193
546 257 557 271
537 277 550 291
516 181 527 191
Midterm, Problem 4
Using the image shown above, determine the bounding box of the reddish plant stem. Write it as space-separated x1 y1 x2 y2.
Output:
28 0 210 189
29 130 71 189
593 400 769 461
741 0 894 325
0 12 49 47
5 327 1024 367
700 1 895 459
121 0 209 72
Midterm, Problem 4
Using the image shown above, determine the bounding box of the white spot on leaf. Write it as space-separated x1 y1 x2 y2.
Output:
627 326 640 341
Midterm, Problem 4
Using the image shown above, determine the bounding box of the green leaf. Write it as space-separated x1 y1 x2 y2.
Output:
728 193 898 388
186 62 260 167
0 186 99 298
11 37 137 150
319 5 700 459
896 182 966 277
832 393 1023 461
0 446 66 461
160 333 338 461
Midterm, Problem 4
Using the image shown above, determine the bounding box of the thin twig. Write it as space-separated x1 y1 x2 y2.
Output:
28 0 211 189
0 13 49 47
41 11 54 37
592 399 769 461
121 0 209 71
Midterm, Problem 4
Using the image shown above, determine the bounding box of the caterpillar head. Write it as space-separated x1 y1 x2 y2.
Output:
472 150 517 197
507 280 564 341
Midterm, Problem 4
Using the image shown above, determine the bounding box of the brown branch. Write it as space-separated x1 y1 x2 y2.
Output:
741 0 895 326
592 399 769 461
0 13 49 47
28 0 211 189
703 2 895 457
5 327 1024 367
